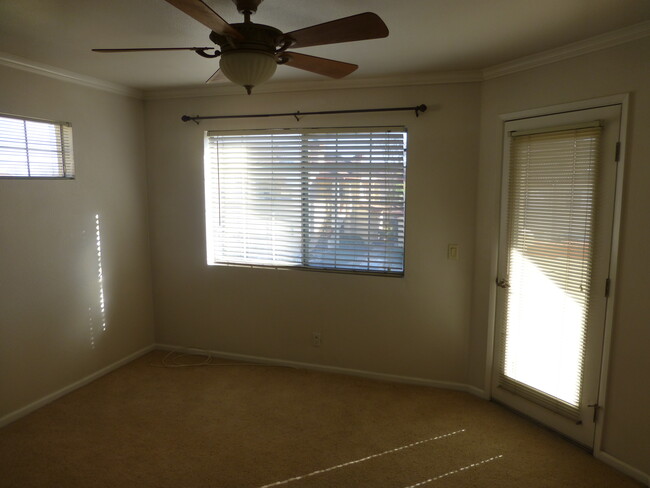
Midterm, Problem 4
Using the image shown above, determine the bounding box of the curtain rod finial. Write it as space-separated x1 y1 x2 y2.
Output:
181 115 200 125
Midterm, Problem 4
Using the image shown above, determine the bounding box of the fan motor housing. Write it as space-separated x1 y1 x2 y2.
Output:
210 22 285 55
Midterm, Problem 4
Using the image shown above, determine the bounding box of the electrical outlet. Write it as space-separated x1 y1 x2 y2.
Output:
312 332 322 347
448 244 459 260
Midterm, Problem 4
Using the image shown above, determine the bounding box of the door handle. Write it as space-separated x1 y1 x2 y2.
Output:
496 278 510 289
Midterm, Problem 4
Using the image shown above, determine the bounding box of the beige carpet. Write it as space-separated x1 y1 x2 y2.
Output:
0 350 642 487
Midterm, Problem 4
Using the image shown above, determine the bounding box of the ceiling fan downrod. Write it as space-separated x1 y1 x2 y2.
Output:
233 0 262 21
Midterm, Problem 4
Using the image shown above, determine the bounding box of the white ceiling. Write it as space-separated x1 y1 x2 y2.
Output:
1 0 649 92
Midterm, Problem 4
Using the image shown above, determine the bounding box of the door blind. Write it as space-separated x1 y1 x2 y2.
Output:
205 128 407 275
498 125 602 420
0 114 74 178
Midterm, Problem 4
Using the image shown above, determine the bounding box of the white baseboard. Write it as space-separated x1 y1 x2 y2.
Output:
465 385 490 400
156 343 485 397
0 344 155 428
595 450 649 486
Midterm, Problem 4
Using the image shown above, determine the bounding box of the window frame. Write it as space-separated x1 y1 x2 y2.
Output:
0 112 75 180
203 126 408 277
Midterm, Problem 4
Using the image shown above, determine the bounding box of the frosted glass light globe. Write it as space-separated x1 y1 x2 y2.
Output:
220 51 277 94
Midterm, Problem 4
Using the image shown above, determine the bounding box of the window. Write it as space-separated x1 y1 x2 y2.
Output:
0 114 74 178
205 128 407 275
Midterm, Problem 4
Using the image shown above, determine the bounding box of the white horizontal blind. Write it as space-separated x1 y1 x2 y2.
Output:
499 125 601 420
205 129 407 275
0 114 74 178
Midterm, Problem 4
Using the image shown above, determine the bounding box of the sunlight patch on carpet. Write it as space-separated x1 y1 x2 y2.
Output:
258 429 466 488
402 454 504 488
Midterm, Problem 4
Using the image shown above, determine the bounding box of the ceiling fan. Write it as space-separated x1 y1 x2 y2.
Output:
93 0 389 94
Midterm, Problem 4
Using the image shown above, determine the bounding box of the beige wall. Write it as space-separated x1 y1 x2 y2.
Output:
144 83 480 383
471 37 650 474
0 66 155 418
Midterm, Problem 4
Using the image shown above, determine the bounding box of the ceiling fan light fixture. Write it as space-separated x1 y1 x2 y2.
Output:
94 1 390 93
219 50 277 94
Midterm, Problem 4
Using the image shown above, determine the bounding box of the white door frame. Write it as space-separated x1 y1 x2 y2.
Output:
484 94 629 453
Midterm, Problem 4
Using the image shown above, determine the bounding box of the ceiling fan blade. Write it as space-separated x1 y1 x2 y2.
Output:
206 69 226 83
93 47 215 53
282 52 357 79
164 0 243 39
284 12 388 49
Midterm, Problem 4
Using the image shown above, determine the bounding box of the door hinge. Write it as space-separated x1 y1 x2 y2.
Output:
605 278 611 298
588 403 600 423
615 141 621 162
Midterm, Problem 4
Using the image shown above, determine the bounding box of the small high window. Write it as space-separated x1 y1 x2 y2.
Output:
0 114 74 178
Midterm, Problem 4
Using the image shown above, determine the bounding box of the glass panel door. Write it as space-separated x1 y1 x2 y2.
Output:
492 105 621 447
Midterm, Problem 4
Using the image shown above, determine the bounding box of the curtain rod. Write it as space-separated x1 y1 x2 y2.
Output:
181 104 427 123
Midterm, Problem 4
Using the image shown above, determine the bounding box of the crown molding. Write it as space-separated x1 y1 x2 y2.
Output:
483 20 650 80
143 70 483 100
0 52 143 99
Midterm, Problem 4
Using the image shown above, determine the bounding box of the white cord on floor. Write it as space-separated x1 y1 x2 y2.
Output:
149 349 293 369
